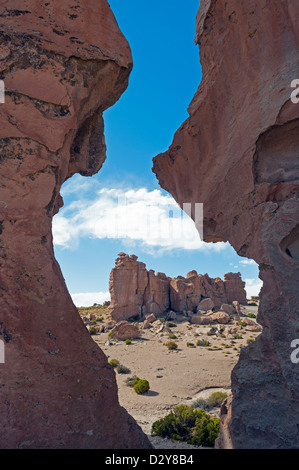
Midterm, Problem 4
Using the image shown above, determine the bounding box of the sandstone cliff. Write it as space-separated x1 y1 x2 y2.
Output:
0 0 150 449
109 253 247 322
153 0 299 449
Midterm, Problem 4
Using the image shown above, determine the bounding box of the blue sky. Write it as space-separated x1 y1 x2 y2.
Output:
53 0 262 306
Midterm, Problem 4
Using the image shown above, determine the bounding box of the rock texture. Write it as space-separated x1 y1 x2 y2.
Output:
153 0 299 449
109 253 247 321
0 1 151 449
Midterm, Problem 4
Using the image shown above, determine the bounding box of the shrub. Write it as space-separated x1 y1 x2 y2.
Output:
134 379 150 395
151 404 219 448
206 392 228 408
247 313 256 318
234 334 243 340
192 399 210 412
126 375 140 388
116 364 131 374
186 342 196 348
125 339 132 345
168 333 177 340
164 341 178 350
247 338 254 344
89 326 97 335
108 359 120 368
196 339 210 347
167 322 177 328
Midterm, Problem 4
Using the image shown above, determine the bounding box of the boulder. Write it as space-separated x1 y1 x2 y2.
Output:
197 298 214 312
110 321 140 341
210 312 230 324
221 304 236 315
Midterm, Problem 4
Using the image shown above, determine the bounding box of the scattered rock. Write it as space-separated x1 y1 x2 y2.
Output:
110 321 140 341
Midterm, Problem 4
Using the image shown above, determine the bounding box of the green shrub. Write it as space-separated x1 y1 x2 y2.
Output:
234 334 243 340
247 313 256 318
167 322 177 328
196 339 210 347
151 404 219 448
168 333 177 340
126 375 140 387
108 359 120 368
89 326 97 335
186 342 196 348
206 392 228 408
164 341 178 350
247 338 254 344
125 339 132 345
134 379 150 395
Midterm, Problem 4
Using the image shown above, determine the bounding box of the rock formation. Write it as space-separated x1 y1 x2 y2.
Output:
0 1 151 449
109 253 247 321
153 0 299 449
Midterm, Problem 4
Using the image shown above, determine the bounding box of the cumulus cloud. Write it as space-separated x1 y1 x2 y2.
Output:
53 182 227 254
240 259 257 266
245 278 263 298
70 291 110 308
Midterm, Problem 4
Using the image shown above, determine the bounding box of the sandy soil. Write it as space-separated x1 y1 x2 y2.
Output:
89 304 260 449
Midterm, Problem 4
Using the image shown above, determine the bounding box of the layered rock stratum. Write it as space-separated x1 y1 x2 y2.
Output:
109 253 247 322
0 0 151 449
153 0 299 449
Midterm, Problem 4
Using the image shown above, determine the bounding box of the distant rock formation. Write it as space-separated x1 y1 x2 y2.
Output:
109 253 247 322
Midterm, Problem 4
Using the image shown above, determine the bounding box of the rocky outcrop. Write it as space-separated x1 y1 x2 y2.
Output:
153 0 299 449
0 1 151 449
109 253 247 321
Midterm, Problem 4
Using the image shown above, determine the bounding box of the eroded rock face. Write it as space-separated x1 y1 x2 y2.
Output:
0 0 151 449
153 0 299 449
109 253 247 321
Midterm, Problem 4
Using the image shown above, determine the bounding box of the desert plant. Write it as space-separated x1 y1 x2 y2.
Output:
116 364 131 374
167 322 177 328
186 342 196 348
89 326 97 335
247 313 256 318
151 404 219 448
168 333 177 340
234 334 243 339
125 339 132 345
126 375 140 387
196 339 210 347
206 392 228 408
108 358 120 368
164 341 178 350
134 379 150 395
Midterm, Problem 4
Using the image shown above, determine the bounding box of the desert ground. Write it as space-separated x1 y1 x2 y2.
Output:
79 303 261 449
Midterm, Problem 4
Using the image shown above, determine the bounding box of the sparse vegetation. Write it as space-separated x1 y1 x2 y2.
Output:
89 326 97 335
126 376 150 395
116 364 131 374
134 379 150 395
108 358 120 368
151 404 220 447
196 339 210 347
125 339 132 345
247 313 256 318
164 341 178 350
186 342 196 348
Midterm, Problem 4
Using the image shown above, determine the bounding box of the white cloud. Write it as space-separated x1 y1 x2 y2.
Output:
240 259 257 266
53 183 228 254
245 278 263 298
71 291 110 308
